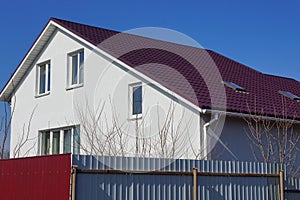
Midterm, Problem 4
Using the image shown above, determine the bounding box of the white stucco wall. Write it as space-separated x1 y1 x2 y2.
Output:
207 115 300 167
207 116 253 161
10 29 201 158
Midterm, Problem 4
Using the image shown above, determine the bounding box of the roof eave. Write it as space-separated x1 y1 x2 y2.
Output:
204 108 300 123
0 20 57 102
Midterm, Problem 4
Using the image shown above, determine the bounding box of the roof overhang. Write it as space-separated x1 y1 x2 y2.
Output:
0 20 57 102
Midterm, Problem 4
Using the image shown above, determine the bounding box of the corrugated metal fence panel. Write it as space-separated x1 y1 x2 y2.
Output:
73 155 281 174
286 177 300 190
0 154 71 200
285 190 300 200
73 155 281 200
285 177 300 200
76 173 193 200
198 175 279 200
75 173 280 200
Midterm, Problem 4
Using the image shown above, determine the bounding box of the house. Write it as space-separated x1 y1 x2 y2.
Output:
1 18 300 165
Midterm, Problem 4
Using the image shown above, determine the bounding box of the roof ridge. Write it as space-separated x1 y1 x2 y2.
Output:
262 73 298 81
50 17 120 34
205 49 262 75
50 17 210 52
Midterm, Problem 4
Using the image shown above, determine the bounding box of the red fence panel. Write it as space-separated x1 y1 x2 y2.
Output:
0 154 71 200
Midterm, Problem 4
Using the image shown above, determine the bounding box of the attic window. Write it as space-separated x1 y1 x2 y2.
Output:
223 81 247 93
129 83 143 119
36 60 51 96
279 91 300 102
67 49 84 89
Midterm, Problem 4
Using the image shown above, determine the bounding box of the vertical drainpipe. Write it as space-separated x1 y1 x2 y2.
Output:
202 112 219 159
71 165 78 200
199 110 203 159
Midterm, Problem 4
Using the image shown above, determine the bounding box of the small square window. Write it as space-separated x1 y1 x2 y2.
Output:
36 61 51 96
222 81 247 93
129 83 143 118
68 50 84 88
279 90 300 102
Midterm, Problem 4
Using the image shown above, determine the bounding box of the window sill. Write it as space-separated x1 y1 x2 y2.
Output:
66 83 84 91
128 114 143 120
35 91 50 98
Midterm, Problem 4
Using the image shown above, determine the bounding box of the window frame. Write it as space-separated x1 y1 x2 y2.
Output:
67 49 84 90
279 90 300 102
38 125 80 156
128 83 143 119
52 131 60 155
222 80 247 93
36 60 51 97
40 131 50 155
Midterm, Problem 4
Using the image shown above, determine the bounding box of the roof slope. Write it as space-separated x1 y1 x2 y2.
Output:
3 18 300 120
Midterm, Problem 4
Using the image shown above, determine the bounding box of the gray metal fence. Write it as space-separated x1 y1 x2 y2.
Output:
72 155 297 200
285 177 300 200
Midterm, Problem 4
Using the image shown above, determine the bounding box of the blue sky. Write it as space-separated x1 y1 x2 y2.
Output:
1 0 300 89
0 1 300 135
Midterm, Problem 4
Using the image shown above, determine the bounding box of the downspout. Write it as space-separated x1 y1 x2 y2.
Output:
203 112 219 159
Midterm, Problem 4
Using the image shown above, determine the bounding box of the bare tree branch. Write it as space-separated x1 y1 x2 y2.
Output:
75 98 199 159
244 98 300 177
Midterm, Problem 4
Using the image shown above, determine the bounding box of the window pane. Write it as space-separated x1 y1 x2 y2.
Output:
39 65 46 94
52 131 60 154
64 129 71 153
132 85 142 115
71 54 78 85
73 127 80 155
47 64 51 92
79 51 84 84
41 131 50 155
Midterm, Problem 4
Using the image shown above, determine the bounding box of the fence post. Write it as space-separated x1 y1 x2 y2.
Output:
279 170 284 200
72 165 78 200
193 168 198 200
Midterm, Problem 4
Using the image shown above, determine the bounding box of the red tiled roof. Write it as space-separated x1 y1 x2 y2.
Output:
52 18 300 119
